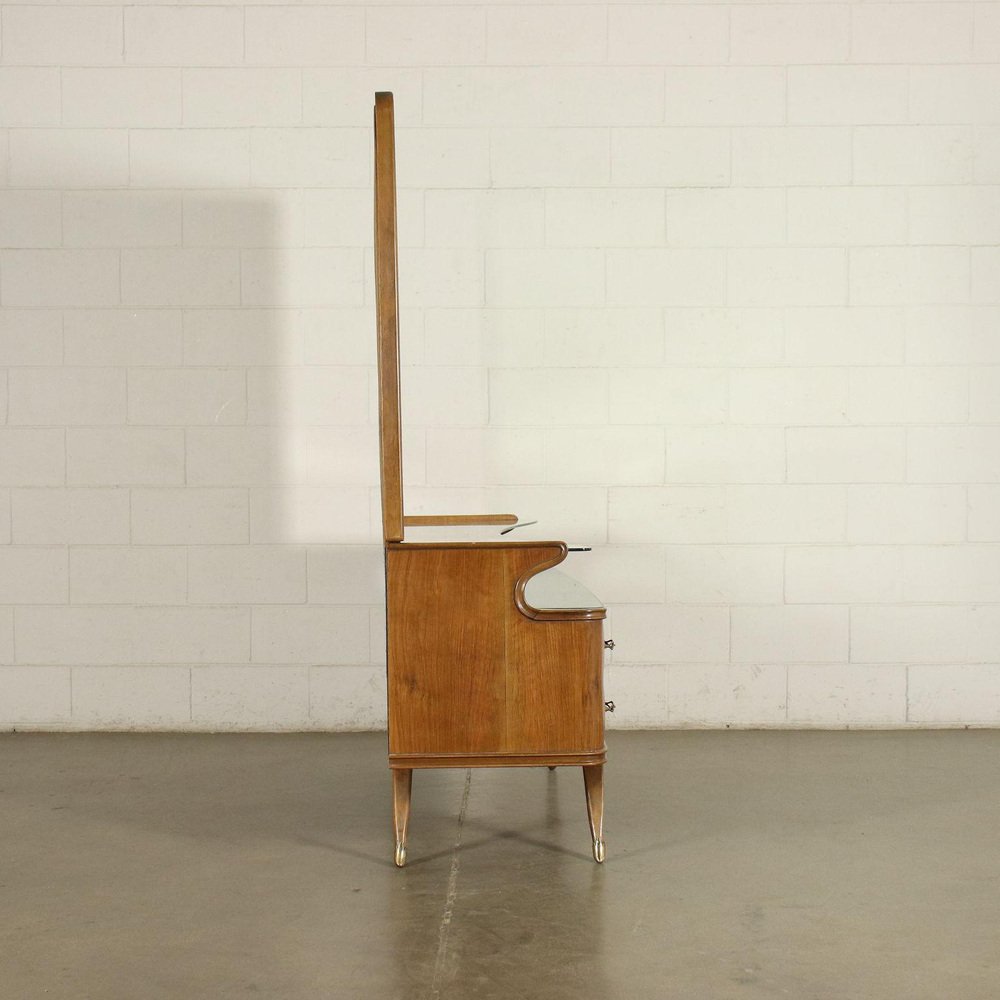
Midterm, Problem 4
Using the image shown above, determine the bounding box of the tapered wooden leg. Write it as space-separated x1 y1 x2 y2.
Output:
582 764 605 863
392 768 412 868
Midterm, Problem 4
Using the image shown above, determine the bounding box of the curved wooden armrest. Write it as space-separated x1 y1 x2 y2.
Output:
403 514 518 527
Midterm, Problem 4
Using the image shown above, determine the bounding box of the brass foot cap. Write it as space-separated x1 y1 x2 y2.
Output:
394 842 406 867
593 838 605 864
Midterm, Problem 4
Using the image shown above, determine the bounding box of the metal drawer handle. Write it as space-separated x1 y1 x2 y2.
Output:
604 639 615 650
604 701 615 713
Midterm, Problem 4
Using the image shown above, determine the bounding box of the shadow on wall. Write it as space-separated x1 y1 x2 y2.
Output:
0 161 388 732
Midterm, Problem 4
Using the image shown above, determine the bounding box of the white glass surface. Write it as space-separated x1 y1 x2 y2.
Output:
523 568 604 612
402 523 508 543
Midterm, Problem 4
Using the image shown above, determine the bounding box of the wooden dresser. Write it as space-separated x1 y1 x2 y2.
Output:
374 92 610 867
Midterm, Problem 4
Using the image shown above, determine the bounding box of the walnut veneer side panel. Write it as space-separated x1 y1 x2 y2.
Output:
387 543 604 759
505 614 604 754
386 546 507 754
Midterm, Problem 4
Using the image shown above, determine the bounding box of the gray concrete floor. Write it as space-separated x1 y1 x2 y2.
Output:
2 731 999 1000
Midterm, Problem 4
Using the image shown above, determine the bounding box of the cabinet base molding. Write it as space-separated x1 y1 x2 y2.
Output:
388 749 607 770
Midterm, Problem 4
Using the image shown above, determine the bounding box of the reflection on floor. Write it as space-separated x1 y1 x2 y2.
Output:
3 730 999 999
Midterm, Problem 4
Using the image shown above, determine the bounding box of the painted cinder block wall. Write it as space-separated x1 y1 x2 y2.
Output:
0 1 999 731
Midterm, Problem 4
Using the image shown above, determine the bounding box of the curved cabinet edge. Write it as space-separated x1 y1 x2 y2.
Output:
386 540 564 550
385 539 607 621
514 544 607 622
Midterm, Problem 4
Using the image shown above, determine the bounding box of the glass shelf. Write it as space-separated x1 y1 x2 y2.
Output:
523 568 604 612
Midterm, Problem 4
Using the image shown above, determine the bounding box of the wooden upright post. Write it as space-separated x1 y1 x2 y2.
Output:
373 92 404 544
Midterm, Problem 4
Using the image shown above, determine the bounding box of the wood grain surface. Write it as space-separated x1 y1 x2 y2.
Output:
403 514 518 527
374 92 403 544
386 542 605 759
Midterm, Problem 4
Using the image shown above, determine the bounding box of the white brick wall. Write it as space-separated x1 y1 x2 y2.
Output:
0 0 997 732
